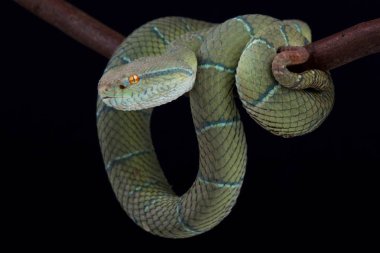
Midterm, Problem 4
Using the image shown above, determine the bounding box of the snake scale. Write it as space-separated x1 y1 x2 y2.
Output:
97 14 334 238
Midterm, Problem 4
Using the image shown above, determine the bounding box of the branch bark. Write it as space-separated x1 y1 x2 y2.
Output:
14 0 124 58
277 18 380 72
14 0 380 72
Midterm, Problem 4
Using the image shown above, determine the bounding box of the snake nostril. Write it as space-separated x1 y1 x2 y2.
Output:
100 86 108 92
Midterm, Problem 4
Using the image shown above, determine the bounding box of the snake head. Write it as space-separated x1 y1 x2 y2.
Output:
98 55 196 111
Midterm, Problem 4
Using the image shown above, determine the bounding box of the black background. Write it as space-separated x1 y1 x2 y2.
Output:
5 0 380 249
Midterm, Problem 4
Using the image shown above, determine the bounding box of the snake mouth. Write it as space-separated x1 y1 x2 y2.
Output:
102 96 124 101
101 96 118 106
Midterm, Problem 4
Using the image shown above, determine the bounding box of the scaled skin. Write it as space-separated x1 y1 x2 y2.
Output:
97 15 334 238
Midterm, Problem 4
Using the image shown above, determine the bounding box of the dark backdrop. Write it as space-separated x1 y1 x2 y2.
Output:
5 0 380 249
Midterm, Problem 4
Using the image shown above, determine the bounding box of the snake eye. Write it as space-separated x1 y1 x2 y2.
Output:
128 74 140 85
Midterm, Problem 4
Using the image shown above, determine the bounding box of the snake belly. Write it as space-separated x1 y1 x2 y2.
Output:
97 15 334 238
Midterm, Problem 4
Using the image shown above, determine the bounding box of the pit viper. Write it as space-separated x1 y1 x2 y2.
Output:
97 14 334 238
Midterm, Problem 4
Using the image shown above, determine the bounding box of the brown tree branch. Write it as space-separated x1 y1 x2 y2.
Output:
14 0 124 58
14 0 380 73
276 18 380 73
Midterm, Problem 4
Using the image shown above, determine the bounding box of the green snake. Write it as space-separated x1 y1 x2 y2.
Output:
97 14 334 238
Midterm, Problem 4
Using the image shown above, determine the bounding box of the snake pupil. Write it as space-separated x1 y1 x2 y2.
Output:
129 74 140 85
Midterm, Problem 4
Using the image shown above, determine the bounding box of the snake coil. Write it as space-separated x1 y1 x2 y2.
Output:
97 14 334 238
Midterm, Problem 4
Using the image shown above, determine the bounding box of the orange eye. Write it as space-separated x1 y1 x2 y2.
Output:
128 74 140 85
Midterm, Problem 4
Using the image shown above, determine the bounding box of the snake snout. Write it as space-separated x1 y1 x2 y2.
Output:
98 73 121 101
98 83 112 97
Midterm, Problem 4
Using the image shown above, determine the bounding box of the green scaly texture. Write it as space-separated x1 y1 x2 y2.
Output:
97 15 334 238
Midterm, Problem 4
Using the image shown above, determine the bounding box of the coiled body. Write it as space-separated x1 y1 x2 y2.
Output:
97 15 334 238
